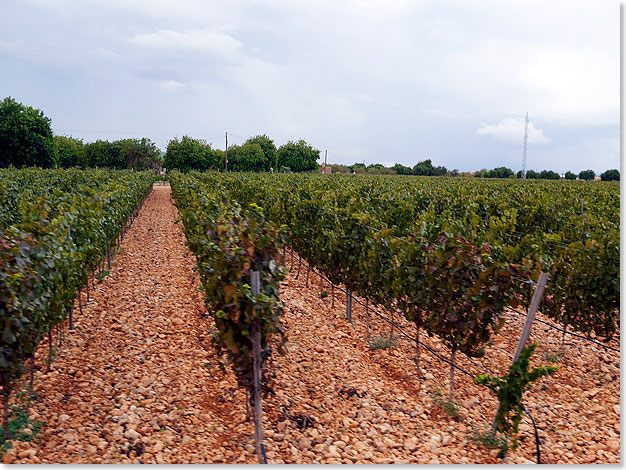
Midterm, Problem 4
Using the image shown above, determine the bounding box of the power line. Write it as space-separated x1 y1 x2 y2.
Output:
53 128 229 137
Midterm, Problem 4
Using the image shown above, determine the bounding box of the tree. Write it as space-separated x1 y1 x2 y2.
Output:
228 142 270 172
600 169 620 181
228 137 276 172
484 167 515 178
246 135 277 171
214 149 225 170
392 163 412 175
538 170 560 180
329 163 350 173
413 159 434 176
578 169 595 181
117 138 161 170
163 136 215 172
83 140 125 169
54 135 84 168
276 140 320 172
348 163 365 174
431 165 448 176
0 97 55 168
564 171 577 180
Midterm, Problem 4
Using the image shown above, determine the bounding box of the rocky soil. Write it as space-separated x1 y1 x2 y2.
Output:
3 185 620 464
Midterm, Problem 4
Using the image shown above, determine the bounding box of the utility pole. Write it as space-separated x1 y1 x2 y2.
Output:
225 132 228 172
522 112 529 179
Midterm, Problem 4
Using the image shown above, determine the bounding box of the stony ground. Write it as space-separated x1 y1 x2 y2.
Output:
3 185 620 464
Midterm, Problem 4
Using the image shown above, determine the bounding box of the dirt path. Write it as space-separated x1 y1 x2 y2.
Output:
4 186 620 464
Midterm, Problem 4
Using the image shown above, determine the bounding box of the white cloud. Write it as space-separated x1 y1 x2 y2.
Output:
159 80 186 92
95 47 119 59
476 117 550 144
132 28 243 62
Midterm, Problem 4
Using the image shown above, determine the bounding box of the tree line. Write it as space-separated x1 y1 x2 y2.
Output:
0 97 321 173
0 97 161 170
162 135 320 173
329 160 619 181
0 96 619 180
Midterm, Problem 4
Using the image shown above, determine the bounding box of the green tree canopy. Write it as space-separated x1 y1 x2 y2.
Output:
484 167 515 178
564 171 577 180
276 140 320 172
412 159 447 176
54 135 84 168
538 170 560 180
118 138 161 170
246 135 277 170
0 97 55 168
578 169 595 181
392 163 412 175
83 140 125 169
164 136 216 172
600 169 620 181
228 142 271 172
413 159 434 176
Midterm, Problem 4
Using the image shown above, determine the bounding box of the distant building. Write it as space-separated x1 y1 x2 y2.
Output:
318 163 331 174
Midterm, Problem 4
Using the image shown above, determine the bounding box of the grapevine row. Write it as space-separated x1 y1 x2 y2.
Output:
0 168 156 437
169 171 287 462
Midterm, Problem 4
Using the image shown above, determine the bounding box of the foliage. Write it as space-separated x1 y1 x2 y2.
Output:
431 388 460 417
117 138 161 170
246 135 277 171
276 140 320 172
367 334 398 350
484 167 515 178
538 170 560 180
228 142 271 172
564 171 577 180
0 168 155 436
600 169 619 181
0 390 43 457
544 237 619 339
169 172 287 398
83 140 125 169
413 159 447 176
578 169 595 181
475 343 557 450
0 97 55 169
468 423 510 457
177 172 620 347
53 136 84 168
392 163 413 175
420 234 528 358
164 136 216 172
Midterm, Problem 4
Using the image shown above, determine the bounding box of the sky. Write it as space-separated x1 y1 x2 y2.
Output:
0 0 620 173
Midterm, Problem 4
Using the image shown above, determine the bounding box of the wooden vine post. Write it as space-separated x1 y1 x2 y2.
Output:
250 270 266 464
346 290 353 323
492 272 548 429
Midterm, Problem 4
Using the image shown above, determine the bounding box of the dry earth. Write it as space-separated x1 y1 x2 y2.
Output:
3 184 620 464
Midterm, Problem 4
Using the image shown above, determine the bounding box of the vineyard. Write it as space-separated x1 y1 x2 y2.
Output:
0 168 155 437
0 169 620 463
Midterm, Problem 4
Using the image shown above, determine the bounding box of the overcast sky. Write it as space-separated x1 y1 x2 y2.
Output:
0 0 620 173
